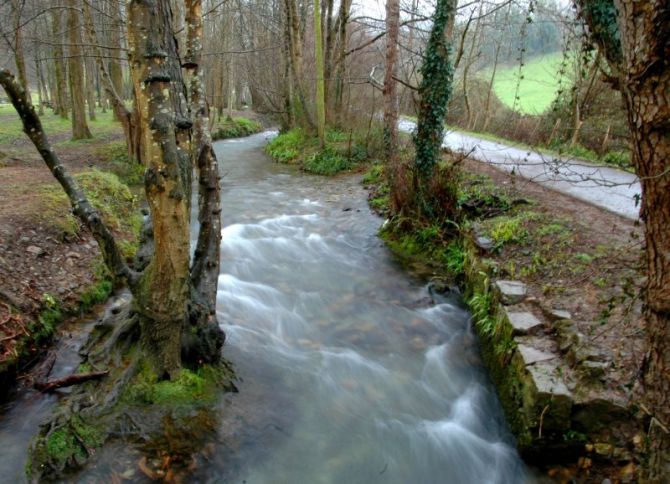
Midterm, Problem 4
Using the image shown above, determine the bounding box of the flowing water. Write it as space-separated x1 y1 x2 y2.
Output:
204 132 528 483
0 131 529 483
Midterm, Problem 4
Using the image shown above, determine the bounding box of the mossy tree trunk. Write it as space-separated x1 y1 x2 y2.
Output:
184 0 226 362
313 0 326 144
578 0 670 479
66 0 92 140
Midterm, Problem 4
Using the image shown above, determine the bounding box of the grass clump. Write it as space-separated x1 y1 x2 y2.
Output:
212 117 262 140
265 128 305 163
303 146 352 175
266 127 370 175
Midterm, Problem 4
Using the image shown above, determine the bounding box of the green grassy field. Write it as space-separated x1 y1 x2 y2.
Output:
0 104 120 146
481 52 568 115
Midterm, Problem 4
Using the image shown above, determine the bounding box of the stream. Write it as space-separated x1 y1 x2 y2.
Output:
0 131 529 483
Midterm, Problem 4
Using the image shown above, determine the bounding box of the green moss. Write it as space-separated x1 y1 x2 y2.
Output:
78 279 113 312
39 168 141 239
123 363 229 407
32 415 105 475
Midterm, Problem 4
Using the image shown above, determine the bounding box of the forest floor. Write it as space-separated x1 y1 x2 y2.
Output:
0 107 266 393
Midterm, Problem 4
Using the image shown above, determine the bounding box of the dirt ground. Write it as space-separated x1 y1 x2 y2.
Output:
0 115 123 377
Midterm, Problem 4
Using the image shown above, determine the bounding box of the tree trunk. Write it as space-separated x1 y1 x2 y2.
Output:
411 0 457 219
383 0 399 161
313 0 326 143
128 0 191 378
109 0 125 120
86 57 97 121
284 0 314 129
52 5 69 119
579 0 670 478
67 0 92 140
82 3 140 162
11 1 31 103
184 0 226 364
332 0 351 123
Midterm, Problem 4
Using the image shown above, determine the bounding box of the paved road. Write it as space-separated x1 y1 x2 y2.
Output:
398 120 640 220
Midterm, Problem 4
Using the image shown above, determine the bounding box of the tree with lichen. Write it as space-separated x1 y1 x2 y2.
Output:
0 0 224 380
576 0 670 479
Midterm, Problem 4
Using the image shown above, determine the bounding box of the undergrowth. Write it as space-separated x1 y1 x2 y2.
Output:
266 127 372 176
212 117 262 140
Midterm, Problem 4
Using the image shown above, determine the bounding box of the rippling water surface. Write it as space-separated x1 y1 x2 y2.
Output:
209 132 528 483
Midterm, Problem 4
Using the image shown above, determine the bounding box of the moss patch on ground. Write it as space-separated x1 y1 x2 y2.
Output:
37 169 141 241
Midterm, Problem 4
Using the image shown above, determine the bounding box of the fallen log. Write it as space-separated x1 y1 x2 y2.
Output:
34 370 109 393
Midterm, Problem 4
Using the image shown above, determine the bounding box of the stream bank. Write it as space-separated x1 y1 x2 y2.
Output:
368 155 645 481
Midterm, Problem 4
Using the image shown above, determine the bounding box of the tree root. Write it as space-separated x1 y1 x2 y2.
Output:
34 371 109 393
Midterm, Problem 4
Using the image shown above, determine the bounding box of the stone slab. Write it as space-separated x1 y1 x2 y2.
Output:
506 311 544 336
549 308 572 321
517 342 558 365
495 280 527 305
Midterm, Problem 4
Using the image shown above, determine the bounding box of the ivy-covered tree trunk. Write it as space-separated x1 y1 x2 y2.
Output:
410 0 457 218
66 0 92 140
383 0 399 162
578 0 670 479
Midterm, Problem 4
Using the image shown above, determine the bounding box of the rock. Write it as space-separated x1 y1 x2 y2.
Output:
517 341 558 365
572 397 630 433
524 361 573 431
495 280 527 305
26 245 46 256
549 308 572 321
65 251 80 259
578 360 609 381
506 311 544 336
475 236 494 251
